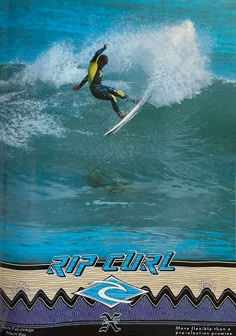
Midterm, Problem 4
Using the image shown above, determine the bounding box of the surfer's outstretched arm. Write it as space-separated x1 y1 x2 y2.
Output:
90 44 108 62
79 75 88 88
72 75 88 91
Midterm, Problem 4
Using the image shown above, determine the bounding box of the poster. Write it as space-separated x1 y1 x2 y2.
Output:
1 1 235 335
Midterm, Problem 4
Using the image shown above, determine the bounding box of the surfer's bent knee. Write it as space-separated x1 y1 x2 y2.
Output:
116 89 125 98
117 89 129 100
110 94 117 102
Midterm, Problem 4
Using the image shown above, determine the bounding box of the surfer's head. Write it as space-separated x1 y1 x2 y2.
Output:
98 55 108 67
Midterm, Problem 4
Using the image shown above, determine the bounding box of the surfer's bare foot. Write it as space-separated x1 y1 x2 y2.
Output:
119 113 127 119
133 98 141 104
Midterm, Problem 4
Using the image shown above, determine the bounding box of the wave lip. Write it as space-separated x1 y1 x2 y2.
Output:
20 43 83 88
147 20 212 106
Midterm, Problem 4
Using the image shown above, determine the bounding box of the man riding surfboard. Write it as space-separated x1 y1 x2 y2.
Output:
72 44 139 119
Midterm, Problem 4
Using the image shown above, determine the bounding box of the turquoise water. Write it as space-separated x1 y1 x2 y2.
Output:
0 1 235 262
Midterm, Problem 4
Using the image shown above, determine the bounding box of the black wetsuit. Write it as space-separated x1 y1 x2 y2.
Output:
78 46 135 116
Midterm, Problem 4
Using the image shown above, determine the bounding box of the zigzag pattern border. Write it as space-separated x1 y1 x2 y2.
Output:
1 286 235 310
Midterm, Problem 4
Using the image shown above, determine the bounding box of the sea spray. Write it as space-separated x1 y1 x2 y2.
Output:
18 20 212 107
104 20 212 105
0 98 64 148
21 43 83 87
0 20 219 150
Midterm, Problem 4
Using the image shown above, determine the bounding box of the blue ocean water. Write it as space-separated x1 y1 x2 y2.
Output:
0 0 235 262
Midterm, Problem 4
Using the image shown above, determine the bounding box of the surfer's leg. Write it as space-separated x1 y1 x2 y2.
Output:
109 94 121 115
106 93 127 118
92 86 123 117
106 86 139 104
106 87 127 99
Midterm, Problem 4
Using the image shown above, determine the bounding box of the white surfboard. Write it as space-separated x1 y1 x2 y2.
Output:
104 98 145 136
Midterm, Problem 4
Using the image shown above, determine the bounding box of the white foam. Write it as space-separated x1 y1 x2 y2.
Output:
18 20 212 106
0 90 26 103
0 99 64 148
104 20 212 106
21 43 85 87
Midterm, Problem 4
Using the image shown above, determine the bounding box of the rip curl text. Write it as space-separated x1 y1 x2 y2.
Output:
47 251 175 277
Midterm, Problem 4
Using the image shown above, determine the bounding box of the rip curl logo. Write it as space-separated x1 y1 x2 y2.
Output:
74 276 148 308
99 312 121 333
47 251 175 277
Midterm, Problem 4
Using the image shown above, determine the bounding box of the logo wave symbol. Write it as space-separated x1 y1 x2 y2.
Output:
91 280 133 304
74 276 148 308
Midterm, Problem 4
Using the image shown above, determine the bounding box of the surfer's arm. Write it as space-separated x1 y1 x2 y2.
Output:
79 75 88 87
90 44 108 62
72 75 88 91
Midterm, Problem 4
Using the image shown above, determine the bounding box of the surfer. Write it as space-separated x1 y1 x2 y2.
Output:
72 44 139 119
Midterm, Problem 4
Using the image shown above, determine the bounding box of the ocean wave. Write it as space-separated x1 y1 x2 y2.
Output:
0 98 64 148
0 21 235 151
2 21 212 100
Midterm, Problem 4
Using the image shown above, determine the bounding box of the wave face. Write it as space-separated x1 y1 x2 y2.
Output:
0 1 235 262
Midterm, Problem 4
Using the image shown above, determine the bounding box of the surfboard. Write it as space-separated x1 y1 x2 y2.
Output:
104 98 145 136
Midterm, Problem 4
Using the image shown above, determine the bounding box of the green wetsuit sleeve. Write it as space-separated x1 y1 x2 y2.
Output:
90 46 107 62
